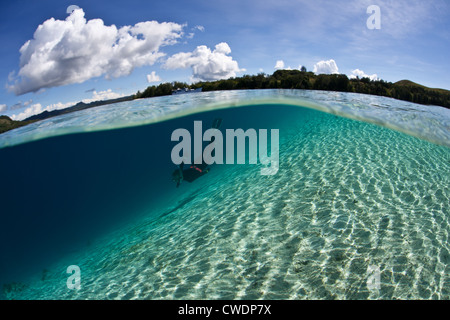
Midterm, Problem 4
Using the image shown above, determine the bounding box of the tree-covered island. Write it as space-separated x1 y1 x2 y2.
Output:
1 69 449 134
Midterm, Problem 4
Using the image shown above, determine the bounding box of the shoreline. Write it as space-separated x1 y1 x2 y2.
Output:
1 72 450 135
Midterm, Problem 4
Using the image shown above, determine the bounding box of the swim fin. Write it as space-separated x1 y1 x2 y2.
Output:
212 118 222 129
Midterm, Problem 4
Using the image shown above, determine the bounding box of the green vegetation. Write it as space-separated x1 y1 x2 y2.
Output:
135 70 450 108
0 115 36 134
134 81 191 99
1 70 449 135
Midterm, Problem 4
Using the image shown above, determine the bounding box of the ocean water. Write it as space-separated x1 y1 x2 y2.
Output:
0 89 448 300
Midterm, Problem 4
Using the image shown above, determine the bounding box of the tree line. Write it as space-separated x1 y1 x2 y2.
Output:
2 69 449 135
134 70 450 109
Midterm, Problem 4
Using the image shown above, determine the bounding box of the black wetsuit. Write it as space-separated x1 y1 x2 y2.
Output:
172 118 222 187
181 163 209 182
173 162 209 187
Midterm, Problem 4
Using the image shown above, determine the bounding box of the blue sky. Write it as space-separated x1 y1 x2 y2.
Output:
0 0 449 120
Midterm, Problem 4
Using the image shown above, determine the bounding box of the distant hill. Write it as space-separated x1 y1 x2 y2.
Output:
395 80 425 87
1 70 449 136
394 79 450 95
394 80 443 90
24 95 134 122
390 80 450 107
0 115 36 134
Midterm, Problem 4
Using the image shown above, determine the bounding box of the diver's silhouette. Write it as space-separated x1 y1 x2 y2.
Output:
172 118 222 187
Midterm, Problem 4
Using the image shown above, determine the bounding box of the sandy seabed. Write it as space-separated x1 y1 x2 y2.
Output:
7 110 449 300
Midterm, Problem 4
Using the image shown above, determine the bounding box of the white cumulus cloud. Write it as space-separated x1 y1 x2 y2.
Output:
11 103 44 120
10 89 124 120
11 102 73 121
313 59 339 75
8 8 184 95
349 69 379 81
83 89 125 103
147 71 162 83
0 104 7 113
163 42 244 81
274 60 285 70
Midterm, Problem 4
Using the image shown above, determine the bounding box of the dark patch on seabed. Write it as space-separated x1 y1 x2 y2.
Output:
0 104 304 295
159 190 200 219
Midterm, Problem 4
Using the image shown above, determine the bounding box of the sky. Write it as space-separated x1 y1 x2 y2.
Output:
0 0 449 120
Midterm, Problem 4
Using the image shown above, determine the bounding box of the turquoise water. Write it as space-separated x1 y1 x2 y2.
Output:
0 89 449 299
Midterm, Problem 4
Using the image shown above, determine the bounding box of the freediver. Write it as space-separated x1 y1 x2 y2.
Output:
172 118 222 187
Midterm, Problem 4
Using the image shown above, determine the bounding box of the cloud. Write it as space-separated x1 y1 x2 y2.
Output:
313 59 339 75
9 99 33 111
11 103 44 120
10 89 124 120
186 25 205 39
371 0 445 38
274 60 297 70
0 99 34 114
147 71 162 83
194 25 205 32
274 60 307 71
8 8 184 95
10 102 74 121
83 89 125 103
274 60 285 70
349 69 379 81
163 42 244 81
